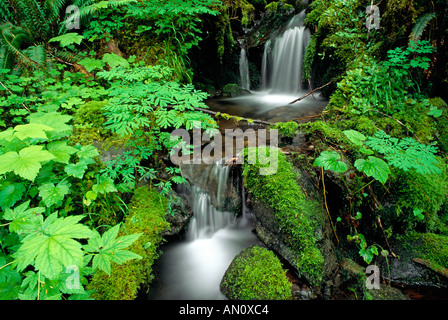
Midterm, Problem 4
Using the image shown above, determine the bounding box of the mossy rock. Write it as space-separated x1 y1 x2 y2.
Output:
220 245 292 300
242 147 326 286
87 186 170 300
379 233 448 289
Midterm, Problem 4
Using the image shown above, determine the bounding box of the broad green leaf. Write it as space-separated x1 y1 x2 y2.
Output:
13 123 54 140
77 145 99 159
428 106 443 118
38 182 70 207
28 112 72 140
0 183 26 210
3 201 45 234
84 224 142 275
313 150 348 173
78 58 105 72
354 156 391 184
47 141 78 164
102 53 129 69
64 158 95 179
0 145 56 181
49 33 84 47
92 176 117 194
13 213 94 279
343 129 367 146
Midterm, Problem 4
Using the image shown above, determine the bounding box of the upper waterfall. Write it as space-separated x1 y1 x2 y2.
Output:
261 11 311 94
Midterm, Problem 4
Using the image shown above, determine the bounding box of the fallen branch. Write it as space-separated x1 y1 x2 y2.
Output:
288 81 332 104
413 258 448 279
165 105 274 126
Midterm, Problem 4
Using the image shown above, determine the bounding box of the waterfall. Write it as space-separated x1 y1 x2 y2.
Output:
261 11 311 94
148 160 258 300
239 47 250 91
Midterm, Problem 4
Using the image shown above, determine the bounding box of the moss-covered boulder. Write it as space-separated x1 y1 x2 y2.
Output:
220 245 292 300
87 186 170 300
242 147 335 289
379 233 448 289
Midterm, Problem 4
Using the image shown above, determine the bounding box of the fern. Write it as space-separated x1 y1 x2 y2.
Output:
0 1 15 23
409 13 436 44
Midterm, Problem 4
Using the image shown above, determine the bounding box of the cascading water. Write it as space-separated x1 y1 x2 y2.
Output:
208 10 327 122
147 161 258 300
239 47 250 91
262 11 311 94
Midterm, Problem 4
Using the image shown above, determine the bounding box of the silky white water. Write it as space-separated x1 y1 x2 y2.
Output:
147 162 258 300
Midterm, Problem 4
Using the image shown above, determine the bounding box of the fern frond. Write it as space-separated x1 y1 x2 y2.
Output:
409 13 436 44
0 1 15 24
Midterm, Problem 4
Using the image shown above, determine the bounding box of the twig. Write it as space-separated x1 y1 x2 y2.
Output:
292 111 329 122
321 167 339 244
288 81 332 104
165 105 274 126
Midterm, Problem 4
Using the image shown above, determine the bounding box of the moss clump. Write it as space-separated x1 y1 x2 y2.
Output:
242 147 324 285
401 232 448 271
87 186 170 300
220 245 292 300
222 83 243 97
71 100 110 145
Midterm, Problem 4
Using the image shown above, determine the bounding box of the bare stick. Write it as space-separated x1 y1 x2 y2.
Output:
288 81 332 104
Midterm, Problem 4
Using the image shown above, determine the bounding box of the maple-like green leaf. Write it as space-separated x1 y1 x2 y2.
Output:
48 33 84 47
13 213 94 279
77 145 99 159
313 150 348 173
64 158 95 179
92 176 117 194
84 225 142 275
354 156 391 184
13 123 55 140
2 201 45 234
343 129 367 146
38 182 70 207
78 58 105 72
0 182 26 210
102 53 129 69
47 141 78 164
27 112 72 140
0 145 56 181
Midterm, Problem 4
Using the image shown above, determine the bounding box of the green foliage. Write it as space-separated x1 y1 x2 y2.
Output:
313 150 348 173
220 246 292 300
243 147 324 284
270 121 298 138
95 58 216 192
88 186 170 300
365 130 441 175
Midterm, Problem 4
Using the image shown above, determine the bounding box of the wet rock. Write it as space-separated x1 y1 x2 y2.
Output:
162 190 193 236
378 237 448 289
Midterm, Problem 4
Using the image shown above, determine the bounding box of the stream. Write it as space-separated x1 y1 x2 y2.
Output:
147 11 321 300
147 162 259 300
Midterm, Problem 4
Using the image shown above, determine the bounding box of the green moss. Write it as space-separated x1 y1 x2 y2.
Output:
71 100 110 145
242 147 324 285
220 245 292 300
88 186 170 300
222 83 243 97
399 232 448 271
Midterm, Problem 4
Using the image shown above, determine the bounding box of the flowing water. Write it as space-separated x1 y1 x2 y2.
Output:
147 161 258 300
239 47 250 91
208 10 327 123
147 10 320 301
